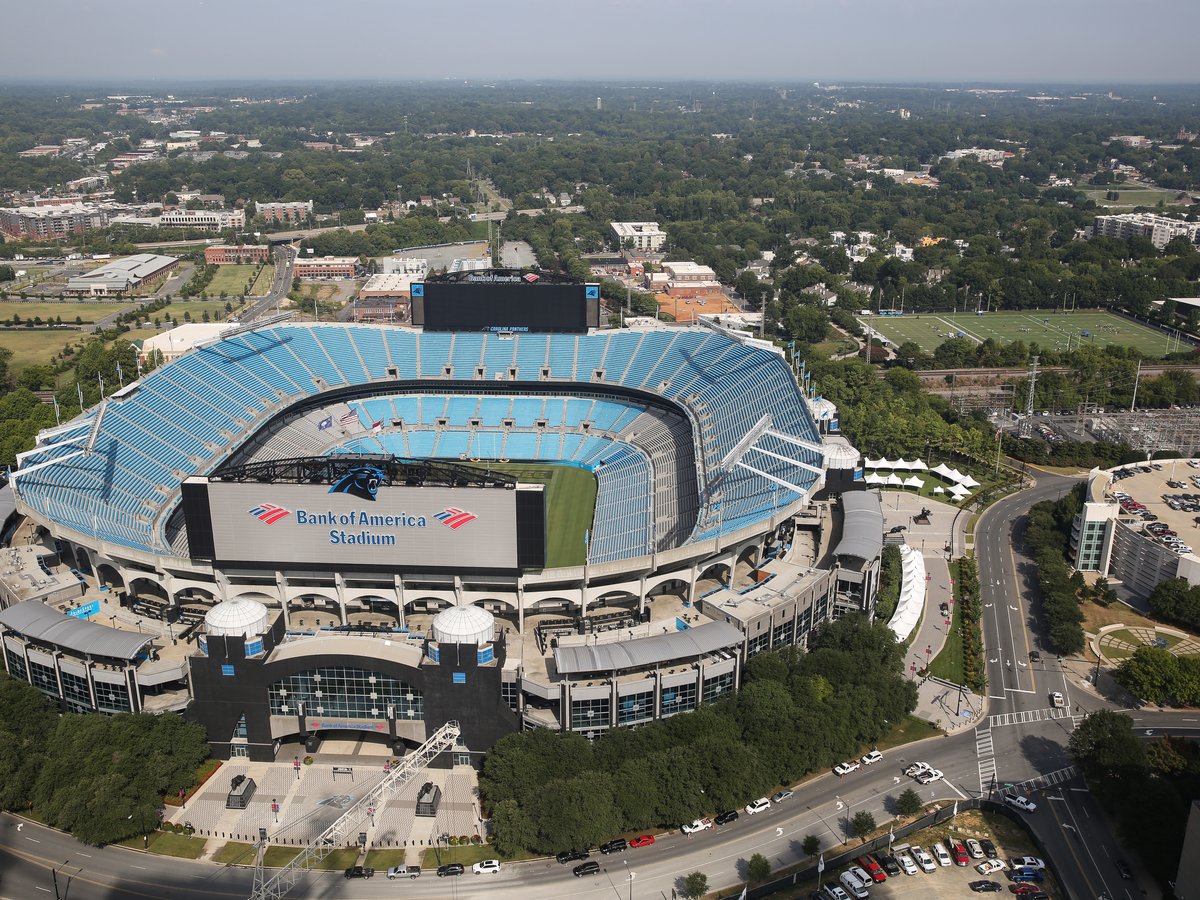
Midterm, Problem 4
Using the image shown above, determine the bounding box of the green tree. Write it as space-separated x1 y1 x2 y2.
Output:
0 673 58 810
852 810 877 843
747 852 771 883
684 872 709 899
1068 710 1147 785
802 833 822 859
488 799 537 858
895 787 923 816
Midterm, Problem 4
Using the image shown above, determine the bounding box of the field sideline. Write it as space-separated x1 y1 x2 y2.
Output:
861 309 1178 357
468 462 597 569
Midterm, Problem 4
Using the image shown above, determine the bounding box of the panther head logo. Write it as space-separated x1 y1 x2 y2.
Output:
328 466 384 502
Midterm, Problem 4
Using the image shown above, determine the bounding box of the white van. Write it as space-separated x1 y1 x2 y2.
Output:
840 870 870 899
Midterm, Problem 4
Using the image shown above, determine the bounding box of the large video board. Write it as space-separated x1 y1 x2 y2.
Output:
196 480 528 571
415 277 599 333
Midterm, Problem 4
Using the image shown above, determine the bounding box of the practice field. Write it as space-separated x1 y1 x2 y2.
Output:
206 265 257 297
0 301 135 324
863 310 1176 357
475 462 597 569
0 329 82 370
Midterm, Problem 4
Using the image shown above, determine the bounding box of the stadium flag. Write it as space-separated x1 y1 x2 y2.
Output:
787 341 796 348
889 825 895 846
371 421 383 435
318 415 333 431
52 396 60 426
739 887 747 900
339 410 357 426
952 800 959 817
817 853 825 874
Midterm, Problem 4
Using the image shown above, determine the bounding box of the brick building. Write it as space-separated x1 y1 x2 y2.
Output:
253 201 313 224
293 256 359 279
204 245 271 265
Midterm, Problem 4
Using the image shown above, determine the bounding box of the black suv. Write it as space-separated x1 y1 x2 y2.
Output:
979 839 998 859
715 810 739 826
556 849 589 864
599 838 627 854
343 866 374 879
574 861 601 877
436 863 465 877
877 854 902 877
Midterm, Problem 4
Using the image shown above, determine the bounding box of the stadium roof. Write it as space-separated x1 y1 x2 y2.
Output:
553 620 743 675
833 490 884 562
0 601 154 660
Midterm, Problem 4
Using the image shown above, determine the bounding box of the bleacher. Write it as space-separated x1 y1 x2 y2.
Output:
14 323 821 556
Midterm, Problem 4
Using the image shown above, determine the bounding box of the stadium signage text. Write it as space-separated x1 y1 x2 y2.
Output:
296 507 425 546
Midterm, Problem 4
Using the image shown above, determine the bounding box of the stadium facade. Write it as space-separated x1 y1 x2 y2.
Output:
1 313 880 763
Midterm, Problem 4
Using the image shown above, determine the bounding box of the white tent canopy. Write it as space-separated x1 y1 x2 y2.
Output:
931 462 972 485
910 459 928 471
864 472 886 485
885 473 904 486
949 484 971 501
933 486 945 494
888 545 927 643
959 474 981 489
903 475 925 489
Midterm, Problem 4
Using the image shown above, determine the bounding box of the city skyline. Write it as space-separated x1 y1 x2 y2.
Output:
2 0 1199 84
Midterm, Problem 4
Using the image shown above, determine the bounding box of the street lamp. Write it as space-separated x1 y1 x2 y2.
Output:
52 860 70 900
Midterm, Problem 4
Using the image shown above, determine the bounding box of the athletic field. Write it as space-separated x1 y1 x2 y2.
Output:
473 462 597 569
862 310 1177 357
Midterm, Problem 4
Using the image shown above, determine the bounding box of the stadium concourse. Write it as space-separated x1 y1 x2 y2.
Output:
0 321 886 762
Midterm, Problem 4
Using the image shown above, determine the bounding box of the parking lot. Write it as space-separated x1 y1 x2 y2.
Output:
823 810 1054 900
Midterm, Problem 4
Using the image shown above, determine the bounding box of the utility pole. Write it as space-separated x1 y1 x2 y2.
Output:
1019 356 1039 438
1130 360 1142 412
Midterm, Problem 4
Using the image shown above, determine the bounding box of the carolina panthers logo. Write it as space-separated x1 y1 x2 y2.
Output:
329 466 384 502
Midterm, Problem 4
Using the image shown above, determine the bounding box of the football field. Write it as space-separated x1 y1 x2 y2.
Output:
475 462 597 569
862 310 1177 357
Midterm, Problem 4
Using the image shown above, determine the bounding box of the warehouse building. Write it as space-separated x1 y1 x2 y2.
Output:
66 254 179 296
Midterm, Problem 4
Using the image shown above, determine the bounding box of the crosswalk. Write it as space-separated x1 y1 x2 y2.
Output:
975 725 996 794
1008 765 1080 793
988 706 1073 728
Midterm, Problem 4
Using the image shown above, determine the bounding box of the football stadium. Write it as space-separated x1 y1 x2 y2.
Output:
0 271 881 762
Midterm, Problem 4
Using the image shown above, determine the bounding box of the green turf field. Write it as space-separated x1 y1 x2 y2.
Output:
474 462 597 569
206 265 256 296
863 309 1177 357
0 301 134 323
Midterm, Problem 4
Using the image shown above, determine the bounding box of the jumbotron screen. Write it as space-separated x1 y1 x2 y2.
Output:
183 478 545 573
415 274 599 333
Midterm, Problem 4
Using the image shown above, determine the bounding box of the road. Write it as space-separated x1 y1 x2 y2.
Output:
240 246 296 323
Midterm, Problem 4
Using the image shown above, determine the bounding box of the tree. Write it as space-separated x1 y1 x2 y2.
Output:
488 799 536 858
802 833 822 859
747 852 771 883
852 810 877 843
895 787 923 816
683 872 709 899
1068 710 1147 785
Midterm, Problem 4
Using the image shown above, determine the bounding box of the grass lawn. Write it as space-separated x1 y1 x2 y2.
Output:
863 309 1174 357
207 265 257 297
874 714 942 751
250 265 276 296
0 329 82 370
1076 186 1185 208
117 830 207 859
927 592 965 683
419 843 495 869
481 462 597 568
0 300 135 324
212 841 305 868
213 841 257 866
364 848 409 869
1079 599 1160 634
160 299 234 324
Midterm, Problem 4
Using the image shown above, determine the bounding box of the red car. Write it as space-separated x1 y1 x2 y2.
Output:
1010 885 1041 895
951 841 971 866
629 835 655 848
855 855 887 883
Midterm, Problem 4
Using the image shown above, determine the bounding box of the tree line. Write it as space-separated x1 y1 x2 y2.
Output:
1022 489 1087 656
0 673 209 845
480 616 917 856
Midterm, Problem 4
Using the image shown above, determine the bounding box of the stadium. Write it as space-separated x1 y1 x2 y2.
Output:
0 272 880 763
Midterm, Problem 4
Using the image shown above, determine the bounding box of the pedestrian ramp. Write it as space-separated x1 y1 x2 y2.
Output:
987 706 1072 728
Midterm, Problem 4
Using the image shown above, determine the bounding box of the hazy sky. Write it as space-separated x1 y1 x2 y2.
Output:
4 0 1198 84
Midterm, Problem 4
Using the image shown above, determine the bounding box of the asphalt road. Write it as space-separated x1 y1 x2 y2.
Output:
241 247 295 323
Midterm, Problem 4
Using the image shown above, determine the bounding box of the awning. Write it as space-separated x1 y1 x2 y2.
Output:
833 490 884 562
0 601 153 660
553 620 744 676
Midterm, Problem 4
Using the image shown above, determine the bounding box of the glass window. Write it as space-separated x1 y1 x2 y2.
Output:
28 660 58 698
660 681 696 718
268 667 423 720
617 690 654 725
569 696 610 731
234 713 248 738
94 680 131 714
747 631 770 658
501 681 519 712
772 619 794 648
221 664 235 676
4 647 26 681
702 670 734 704
61 671 92 712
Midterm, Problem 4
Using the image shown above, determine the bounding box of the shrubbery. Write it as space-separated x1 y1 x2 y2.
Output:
1023 487 1086 656
955 557 986 692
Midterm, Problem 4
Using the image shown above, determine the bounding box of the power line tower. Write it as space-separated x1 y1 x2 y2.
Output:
1019 356 1039 439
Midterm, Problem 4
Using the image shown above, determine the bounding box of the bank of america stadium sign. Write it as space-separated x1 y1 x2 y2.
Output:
247 504 476 545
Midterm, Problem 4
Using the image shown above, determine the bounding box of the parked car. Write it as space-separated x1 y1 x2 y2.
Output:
1009 883 1041 895
876 854 902 877
682 818 713 834
980 839 998 859
745 798 771 815
1004 794 1037 813
834 761 861 776
977 859 1007 875
573 861 601 877
822 882 850 900
951 840 971 866
772 790 795 804
1010 868 1045 883
556 850 589 864
895 850 919 875
472 860 501 875
715 810 739 826
629 835 655 848
911 846 937 873
1009 857 1045 870
970 881 1004 892
932 842 952 867
966 838 985 859
344 866 374 879
386 865 420 879
840 870 870 900
436 863 464 877
855 856 886 883
600 838 627 854
861 750 883 766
